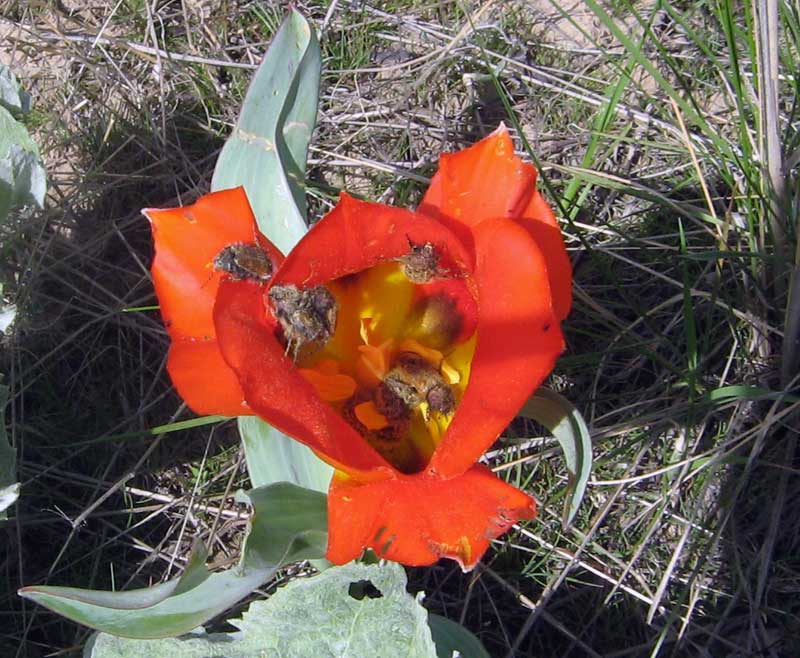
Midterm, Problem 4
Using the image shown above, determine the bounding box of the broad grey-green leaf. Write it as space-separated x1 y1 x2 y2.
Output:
238 416 333 494
19 483 327 638
84 563 438 658
0 105 46 216
519 388 592 529
0 65 31 114
211 9 327 492
85 562 438 658
211 8 320 255
0 382 18 520
428 614 490 658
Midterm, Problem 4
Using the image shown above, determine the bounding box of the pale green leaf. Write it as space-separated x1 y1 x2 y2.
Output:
0 105 46 216
0 382 18 520
210 9 327 491
519 388 592 529
211 8 320 255
238 416 333 493
19 483 327 638
428 614 490 658
84 563 438 658
0 65 31 114
0 302 16 334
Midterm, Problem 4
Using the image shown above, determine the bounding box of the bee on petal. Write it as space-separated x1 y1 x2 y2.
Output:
214 243 274 282
398 240 442 284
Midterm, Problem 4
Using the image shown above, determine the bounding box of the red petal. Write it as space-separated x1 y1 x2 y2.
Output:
429 217 565 477
518 189 573 321
419 126 572 321
213 279 393 479
273 193 474 287
144 187 283 340
167 339 252 416
327 464 536 569
418 126 534 228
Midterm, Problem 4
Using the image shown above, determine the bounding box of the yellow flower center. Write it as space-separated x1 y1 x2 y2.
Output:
295 261 477 473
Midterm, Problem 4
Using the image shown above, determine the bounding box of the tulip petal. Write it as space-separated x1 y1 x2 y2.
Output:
145 187 285 418
167 340 252 417
419 126 572 322
327 464 536 569
273 193 474 287
418 126 534 229
429 217 565 478
213 279 392 480
144 187 283 340
518 189 573 321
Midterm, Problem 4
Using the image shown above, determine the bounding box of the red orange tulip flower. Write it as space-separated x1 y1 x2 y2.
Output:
144 126 571 569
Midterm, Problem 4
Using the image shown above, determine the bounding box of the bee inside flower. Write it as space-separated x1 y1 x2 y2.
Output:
283 245 477 474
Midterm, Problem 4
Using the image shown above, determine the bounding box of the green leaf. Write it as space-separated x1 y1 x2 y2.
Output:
519 388 592 529
84 562 438 658
0 302 16 334
0 104 46 216
211 8 320 255
0 65 31 115
238 416 333 493
210 9 327 492
0 381 18 520
19 483 327 638
707 385 800 404
428 614 490 658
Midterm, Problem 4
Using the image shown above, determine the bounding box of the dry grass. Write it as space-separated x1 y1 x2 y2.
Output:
1 0 798 656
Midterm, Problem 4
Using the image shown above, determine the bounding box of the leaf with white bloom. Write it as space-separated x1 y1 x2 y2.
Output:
84 563 439 658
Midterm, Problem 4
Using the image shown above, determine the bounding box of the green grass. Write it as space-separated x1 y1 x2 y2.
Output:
1 0 798 656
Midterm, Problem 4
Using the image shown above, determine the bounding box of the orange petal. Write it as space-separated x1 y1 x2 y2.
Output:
327 464 536 569
354 401 390 430
356 342 391 388
144 187 283 340
418 125 534 228
167 339 252 417
418 126 572 322
429 217 565 478
518 189 573 321
213 278 392 480
298 368 357 402
273 193 475 288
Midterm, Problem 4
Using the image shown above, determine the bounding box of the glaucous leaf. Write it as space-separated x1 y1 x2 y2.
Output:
210 9 330 491
428 614 490 658
84 563 438 658
19 483 327 638
238 416 333 493
211 8 320 255
0 381 18 520
519 388 592 528
0 65 31 114
0 105 46 216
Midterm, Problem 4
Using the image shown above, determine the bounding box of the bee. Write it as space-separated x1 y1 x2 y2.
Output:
375 351 455 418
268 284 337 360
398 240 441 284
213 243 273 282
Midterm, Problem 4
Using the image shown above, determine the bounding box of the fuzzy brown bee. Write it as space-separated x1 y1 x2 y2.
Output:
213 243 273 282
375 351 455 418
268 284 338 360
398 241 441 284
